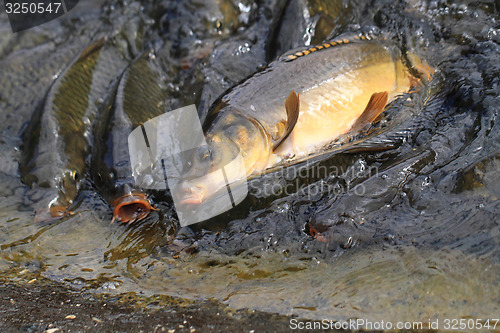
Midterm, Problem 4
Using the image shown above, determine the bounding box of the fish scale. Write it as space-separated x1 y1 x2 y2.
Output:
208 41 389 132
21 38 132 217
91 44 178 223
178 36 429 207
207 40 410 161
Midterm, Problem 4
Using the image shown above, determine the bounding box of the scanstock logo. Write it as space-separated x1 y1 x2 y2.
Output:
4 0 79 32
128 105 249 227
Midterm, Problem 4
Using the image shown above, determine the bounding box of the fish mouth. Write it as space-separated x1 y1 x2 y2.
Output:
179 195 203 206
112 192 152 224
176 183 207 208
178 191 206 208
33 196 75 222
34 204 74 223
49 204 70 217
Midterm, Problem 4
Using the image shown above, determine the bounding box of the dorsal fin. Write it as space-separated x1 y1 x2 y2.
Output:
283 32 376 62
272 91 299 152
78 37 106 61
351 91 388 131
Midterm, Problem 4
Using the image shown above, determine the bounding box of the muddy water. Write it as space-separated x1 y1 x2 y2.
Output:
1 0 499 328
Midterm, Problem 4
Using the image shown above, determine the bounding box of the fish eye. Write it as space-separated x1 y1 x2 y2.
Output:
64 170 78 182
196 146 212 162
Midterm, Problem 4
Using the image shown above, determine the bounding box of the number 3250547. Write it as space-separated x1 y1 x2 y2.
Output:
5 2 62 14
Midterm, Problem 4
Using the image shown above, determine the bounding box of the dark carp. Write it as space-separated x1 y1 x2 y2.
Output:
91 44 178 223
20 37 133 220
19 4 149 221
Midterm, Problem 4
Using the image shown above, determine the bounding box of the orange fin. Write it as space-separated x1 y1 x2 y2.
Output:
406 53 434 82
34 206 74 223
78 37 106 61
351 91 388 130
272 91 300 152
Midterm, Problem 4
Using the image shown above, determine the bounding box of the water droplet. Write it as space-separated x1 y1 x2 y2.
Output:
275 202 290 213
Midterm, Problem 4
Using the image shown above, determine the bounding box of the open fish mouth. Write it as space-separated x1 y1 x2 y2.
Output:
112 192 153 224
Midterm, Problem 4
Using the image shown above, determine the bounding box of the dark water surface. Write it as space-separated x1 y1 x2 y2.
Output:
0 0 499 328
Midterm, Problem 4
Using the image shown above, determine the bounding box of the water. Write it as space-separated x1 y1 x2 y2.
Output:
0 0 499 327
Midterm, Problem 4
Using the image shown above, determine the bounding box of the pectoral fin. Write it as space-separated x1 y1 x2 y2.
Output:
351 91 388 130
272 91 300 152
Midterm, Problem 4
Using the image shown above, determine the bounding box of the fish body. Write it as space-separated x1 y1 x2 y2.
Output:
208 39 410 166
178 36 428 205
20 37 132 218
91 44 178 223
19 9 148 220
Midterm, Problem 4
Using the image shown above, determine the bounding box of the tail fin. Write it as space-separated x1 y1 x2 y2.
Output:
405 52 435 86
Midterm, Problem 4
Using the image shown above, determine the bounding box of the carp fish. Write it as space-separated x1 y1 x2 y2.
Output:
20 37 131 220
175 34 432 206
91 44 178 224
19 7 149 221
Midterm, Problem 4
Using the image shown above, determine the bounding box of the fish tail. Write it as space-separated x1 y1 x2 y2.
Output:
405 52 435 83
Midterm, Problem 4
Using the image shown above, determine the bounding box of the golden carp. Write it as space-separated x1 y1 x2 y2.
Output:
176 34 432 206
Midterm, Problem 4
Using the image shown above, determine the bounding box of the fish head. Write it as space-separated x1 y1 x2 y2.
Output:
175 112 270 207
60 169 79 199
47 169 79 214
175 130 240 206
35 168 80 220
